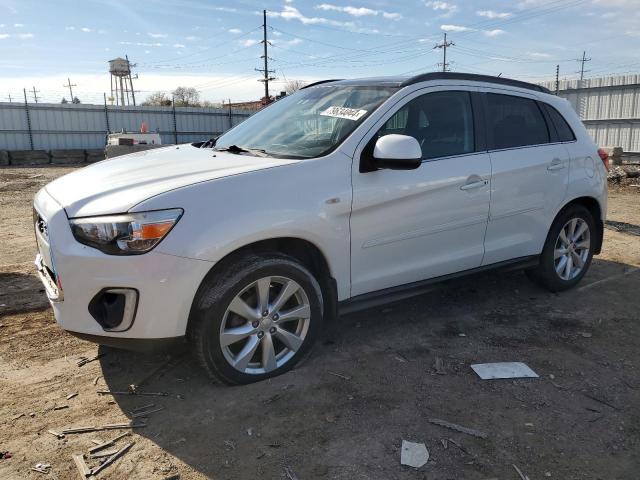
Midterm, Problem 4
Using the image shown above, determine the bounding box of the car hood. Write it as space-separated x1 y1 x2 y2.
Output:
44 145 298 218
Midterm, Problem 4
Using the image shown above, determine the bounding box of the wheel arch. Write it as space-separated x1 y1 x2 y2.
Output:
186 237 338 340
555 196 604 254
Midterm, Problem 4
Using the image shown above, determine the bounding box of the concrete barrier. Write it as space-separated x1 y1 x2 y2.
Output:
0 150 8 166
85 149 106 164
9 150 50 166
51 149 86 165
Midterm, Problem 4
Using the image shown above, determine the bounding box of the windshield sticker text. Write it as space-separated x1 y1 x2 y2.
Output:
320 106 368 121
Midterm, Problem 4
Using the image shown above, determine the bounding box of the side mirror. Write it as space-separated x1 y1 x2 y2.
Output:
373 134 422 170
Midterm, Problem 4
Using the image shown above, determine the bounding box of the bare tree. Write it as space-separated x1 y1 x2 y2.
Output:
284 79 307 95
142 91 172 106
172 86 201 106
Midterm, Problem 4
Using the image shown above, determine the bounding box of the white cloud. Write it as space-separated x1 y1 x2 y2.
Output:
148 32 168 38
440 24 470 32
228 28 242 34
425 1 458 17
528 51 551 58
383 12 402 20
119 41 163 47
270 5 355 27
65 26 75 31
273 38 303 48
80 27 91 33
0 33 9 40
477 10 512 19
484 29 505 37
315 4 402 20
185 35 198 41
17 33 34 39
272 30 282 36
173 43 185 48
316 4 376 16
240 38 260 47
14 23 24 27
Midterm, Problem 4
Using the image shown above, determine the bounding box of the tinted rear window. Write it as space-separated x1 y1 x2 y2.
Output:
487 93 549 149
543 103 576 142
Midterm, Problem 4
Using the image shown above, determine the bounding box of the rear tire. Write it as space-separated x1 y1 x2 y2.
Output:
189 253 323 385
526 204 596 292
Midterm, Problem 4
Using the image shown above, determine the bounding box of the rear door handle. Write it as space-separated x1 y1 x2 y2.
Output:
460 176 488 191
547 158 566 171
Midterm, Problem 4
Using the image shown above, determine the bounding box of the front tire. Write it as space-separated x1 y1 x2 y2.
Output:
526 204 596 292
189 254 323 385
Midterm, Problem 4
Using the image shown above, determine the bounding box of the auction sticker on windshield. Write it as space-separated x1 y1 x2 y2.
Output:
320 106 368 121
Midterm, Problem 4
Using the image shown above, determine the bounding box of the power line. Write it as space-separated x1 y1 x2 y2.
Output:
434 33 454 72
575 51 592 81
63 77 77 101
31 86 40 103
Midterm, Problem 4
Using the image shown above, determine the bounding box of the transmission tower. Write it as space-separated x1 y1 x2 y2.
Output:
255 9 275 103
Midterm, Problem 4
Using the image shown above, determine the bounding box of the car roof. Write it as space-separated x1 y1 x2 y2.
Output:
302 72 551 94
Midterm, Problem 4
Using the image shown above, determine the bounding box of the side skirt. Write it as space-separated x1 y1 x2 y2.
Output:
338 255 539 316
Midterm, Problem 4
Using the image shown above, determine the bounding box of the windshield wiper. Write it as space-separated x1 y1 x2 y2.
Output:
213 145 271 157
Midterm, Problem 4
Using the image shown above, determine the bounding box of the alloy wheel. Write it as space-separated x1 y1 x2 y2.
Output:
554 217 591 281
219 276 311 374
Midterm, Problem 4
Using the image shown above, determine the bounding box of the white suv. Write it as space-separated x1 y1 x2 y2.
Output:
34 73 607 384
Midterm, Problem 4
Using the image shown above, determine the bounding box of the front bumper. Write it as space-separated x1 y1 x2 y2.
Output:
33 188 214 341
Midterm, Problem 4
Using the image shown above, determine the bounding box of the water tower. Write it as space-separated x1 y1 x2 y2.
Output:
109 56 137 106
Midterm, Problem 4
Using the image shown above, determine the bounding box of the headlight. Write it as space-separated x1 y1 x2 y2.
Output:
69 209 183 255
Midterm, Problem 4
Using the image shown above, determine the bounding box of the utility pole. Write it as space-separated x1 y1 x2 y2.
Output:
555 64 560 95
434 32 454 72
6 94 12 102
31 86 40 103
63 77 77 101
576 50 591 83
256 9 275 103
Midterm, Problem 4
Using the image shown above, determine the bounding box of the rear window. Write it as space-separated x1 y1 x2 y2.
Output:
487 93 549 149
543 103 576 142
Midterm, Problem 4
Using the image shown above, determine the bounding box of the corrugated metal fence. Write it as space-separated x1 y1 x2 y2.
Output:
0 101 257 151
541 74 640 154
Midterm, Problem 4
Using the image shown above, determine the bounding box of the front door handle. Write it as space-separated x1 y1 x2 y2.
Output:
460 176 488 191
547 158 566 171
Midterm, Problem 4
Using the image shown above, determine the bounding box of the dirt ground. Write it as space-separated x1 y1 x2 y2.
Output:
1 166 639 480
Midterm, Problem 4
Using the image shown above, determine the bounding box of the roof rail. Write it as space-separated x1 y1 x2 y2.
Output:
300 79 344 89
401 72 551 94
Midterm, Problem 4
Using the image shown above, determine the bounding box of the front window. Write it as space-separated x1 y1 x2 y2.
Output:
215 84 398 159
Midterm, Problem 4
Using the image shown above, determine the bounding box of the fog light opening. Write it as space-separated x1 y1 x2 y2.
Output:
88 288 138 332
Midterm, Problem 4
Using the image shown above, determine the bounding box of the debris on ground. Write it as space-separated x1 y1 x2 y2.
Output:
513 463 531 480
31 463 51 474
53 404 69 411
66 392 78 400
0 451 12 459
88 432 130 455
284 466 299 480
48 430 65 439
428 418 488 439
433 356 446 375
58 421 146 436
400 440 429 468
97 389 169 397
11 413 24 420
327 371 351 380
470 362 539 380
77 353 106 367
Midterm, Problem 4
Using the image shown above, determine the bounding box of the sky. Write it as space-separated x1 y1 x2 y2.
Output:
0 0 639 104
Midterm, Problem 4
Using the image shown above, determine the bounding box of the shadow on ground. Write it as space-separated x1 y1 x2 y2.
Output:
99 258 640 479
0 271 49 315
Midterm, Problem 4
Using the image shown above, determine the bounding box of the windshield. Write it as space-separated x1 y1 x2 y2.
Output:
215 85 398 159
